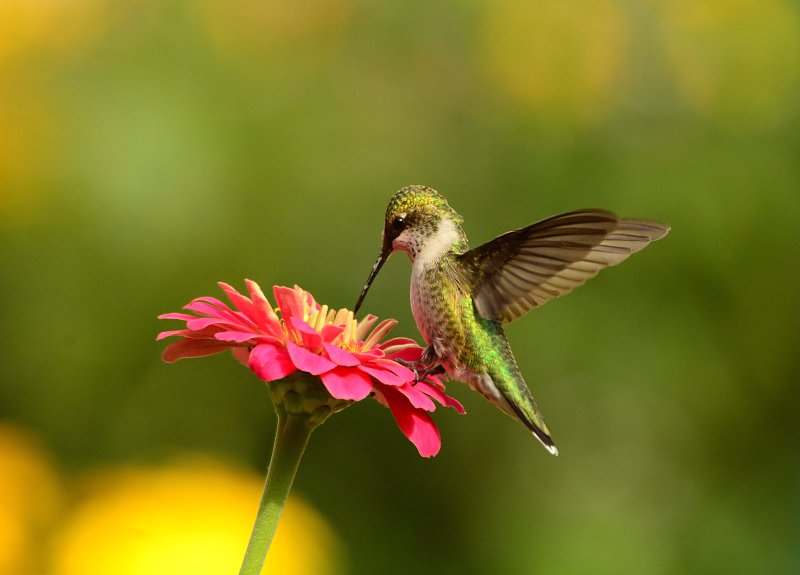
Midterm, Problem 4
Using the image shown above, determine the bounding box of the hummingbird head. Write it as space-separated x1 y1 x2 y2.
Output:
354 185 465 313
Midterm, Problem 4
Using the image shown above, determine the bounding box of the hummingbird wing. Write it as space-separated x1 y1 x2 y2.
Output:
459 209 669 323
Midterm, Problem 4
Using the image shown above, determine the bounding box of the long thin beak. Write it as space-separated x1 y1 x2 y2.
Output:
354 244 391 314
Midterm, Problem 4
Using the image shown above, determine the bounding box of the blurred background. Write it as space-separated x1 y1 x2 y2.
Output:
1 0 799 573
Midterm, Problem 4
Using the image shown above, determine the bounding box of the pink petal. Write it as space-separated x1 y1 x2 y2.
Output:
161 338 233 362
380 337 420 349
363 318 398 349
394 384 436 412
355 314 378 340
184 298 228 315
192 297 260 331
379 385 442 457
157 312 198 321
320 323 344 342
351 348 383 361
319 367 373 400
273 286 305 329
192 296 230 308
290 318 323 351
382 342 424 362
322 342 360 367
214 330 262 343
249 343 296 382
217 282 251 311
414 381 466 414
156 329 187 341
286 341 336 375
232 347 250 366
245 280 277 315
220 281 284 339
173 326 223 340
186 317 231 331
358 358 415 386
299 286 318 310
184 300 246 327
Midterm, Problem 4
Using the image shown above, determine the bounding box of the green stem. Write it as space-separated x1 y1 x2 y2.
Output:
238 410 314 575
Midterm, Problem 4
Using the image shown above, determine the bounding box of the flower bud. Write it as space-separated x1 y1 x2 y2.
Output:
269 374 352 427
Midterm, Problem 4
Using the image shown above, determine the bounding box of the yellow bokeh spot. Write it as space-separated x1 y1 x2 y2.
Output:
51 459 343 575
0 424 63 575
483 0 628 126
657 0 800 128
0 0 106 69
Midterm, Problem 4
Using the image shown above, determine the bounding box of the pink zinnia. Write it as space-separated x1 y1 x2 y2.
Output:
157 280 464 457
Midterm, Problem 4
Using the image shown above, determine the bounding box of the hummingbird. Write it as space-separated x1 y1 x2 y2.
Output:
354 185 669 455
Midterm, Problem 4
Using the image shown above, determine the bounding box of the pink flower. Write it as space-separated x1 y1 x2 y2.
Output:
157 280 464 457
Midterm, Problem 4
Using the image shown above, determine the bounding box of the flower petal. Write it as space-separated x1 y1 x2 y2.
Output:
156 329 187 341
378 385 442 457
363 318 398 349
358 358 415 386
319 367 373 400
320 323 344 343
214 330 263 343
351 348 383 362
414 381 466 414
290 318 323 351
355 314 378 340
380 337 420 349
232 347 250 366
157 312 198 321
161 338 233 362
322 342 361 367
249 343 296 382
286 341 336 375
219 281 284 339
245 280 281 322
218 282 253 313
186 317 235 331
273 286 305 329
184 299 235 319
394 384 436 412
382 340 424 362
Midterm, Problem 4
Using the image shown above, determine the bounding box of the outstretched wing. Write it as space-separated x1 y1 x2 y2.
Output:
459 209 669 323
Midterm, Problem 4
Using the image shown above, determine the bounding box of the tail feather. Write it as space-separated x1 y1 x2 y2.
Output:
471 370 559 456
506 398 559 456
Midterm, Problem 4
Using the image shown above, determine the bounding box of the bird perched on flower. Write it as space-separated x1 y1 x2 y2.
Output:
355 185 669 455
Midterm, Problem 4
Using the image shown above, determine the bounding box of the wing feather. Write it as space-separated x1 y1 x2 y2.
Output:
459 209 669 323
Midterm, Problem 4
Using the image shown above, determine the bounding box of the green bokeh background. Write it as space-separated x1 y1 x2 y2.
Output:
2 0 799 573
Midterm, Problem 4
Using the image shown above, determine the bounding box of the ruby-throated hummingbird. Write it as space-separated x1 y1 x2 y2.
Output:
354 185 669 455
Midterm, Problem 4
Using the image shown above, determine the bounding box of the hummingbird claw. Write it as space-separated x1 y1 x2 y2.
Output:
396 357 445 384
395 358 423 382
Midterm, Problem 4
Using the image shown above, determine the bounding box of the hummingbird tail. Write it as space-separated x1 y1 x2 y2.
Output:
472 370 559 456
506 400 559 456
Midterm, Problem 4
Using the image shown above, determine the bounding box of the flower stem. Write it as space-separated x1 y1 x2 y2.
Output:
238 410 315 575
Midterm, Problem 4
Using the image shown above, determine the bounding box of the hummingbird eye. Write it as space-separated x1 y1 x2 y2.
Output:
390 216 406 233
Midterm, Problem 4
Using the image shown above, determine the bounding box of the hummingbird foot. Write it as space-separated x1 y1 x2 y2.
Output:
396 347 445 384
414 363 445 383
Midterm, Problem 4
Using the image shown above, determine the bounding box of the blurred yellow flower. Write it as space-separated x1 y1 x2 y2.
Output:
0 424 63 575
482 0 629 126
657 0 800 128
0 0 106 69
50 459 343 575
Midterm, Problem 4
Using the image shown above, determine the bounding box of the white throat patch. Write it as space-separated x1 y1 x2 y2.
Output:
412 217 461 269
